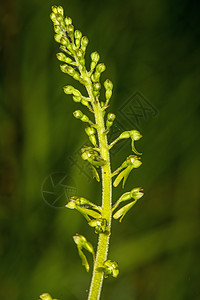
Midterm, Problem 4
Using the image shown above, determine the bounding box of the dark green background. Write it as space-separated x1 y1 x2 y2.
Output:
1 0 200 299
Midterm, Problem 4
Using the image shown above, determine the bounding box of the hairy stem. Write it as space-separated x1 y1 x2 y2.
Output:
86 85 112 300
75 60 112 298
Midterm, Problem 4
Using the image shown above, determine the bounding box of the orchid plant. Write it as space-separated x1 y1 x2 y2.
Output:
39 5 144 300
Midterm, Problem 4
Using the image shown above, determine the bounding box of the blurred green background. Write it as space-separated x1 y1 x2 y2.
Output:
1 0 200 299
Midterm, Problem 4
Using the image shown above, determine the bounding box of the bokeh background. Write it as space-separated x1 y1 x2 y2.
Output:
1 0 200 299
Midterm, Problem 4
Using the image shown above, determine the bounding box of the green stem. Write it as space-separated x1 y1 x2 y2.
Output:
86 85 112 300
74 55 112 300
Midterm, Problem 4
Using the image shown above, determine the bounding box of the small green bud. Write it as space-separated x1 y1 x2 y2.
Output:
73 110 91 123
40 293 52 300
51 6 58 14
73 96 82 103
73 89 81 97
75 30 82 48
76 49 85 66
54 25 61 34
75 40 80 49
76 49 83 58
73 72 81 81
73 110 83 119
106 113 116 130
75 30 82 40
93 82 101 91
107 113 116 122
56 52 71 63
74 109 83 118
85 127 96 136
81 36 89 46
104 79 113 90
66 24 74 43
91 51 100 63
104 79 113 101
85 127 97 146
81 36 89 52
90 52 100 73
63 85 81 97
106 90 112 101
93 84 101 97
91 73 100 83
50 13 59 25
91 64 106 82
60 64 75 76
60 36 70 47
67 24 74 34
96 63 106 74
56 14 63 23
64 16 72 26
54 33 62 43
63 85 74 94
57 6 64 16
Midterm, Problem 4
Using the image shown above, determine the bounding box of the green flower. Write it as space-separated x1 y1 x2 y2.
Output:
81 146 106 167
97 260 119 278
113 155 142 188
73 234 95 272
112 187 144 222
88 218 110 235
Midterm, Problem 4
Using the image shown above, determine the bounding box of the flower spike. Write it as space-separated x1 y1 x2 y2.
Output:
48 6 144 300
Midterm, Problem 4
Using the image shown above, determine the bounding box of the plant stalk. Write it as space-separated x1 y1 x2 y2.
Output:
74 57 112 300
87 86 112 300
